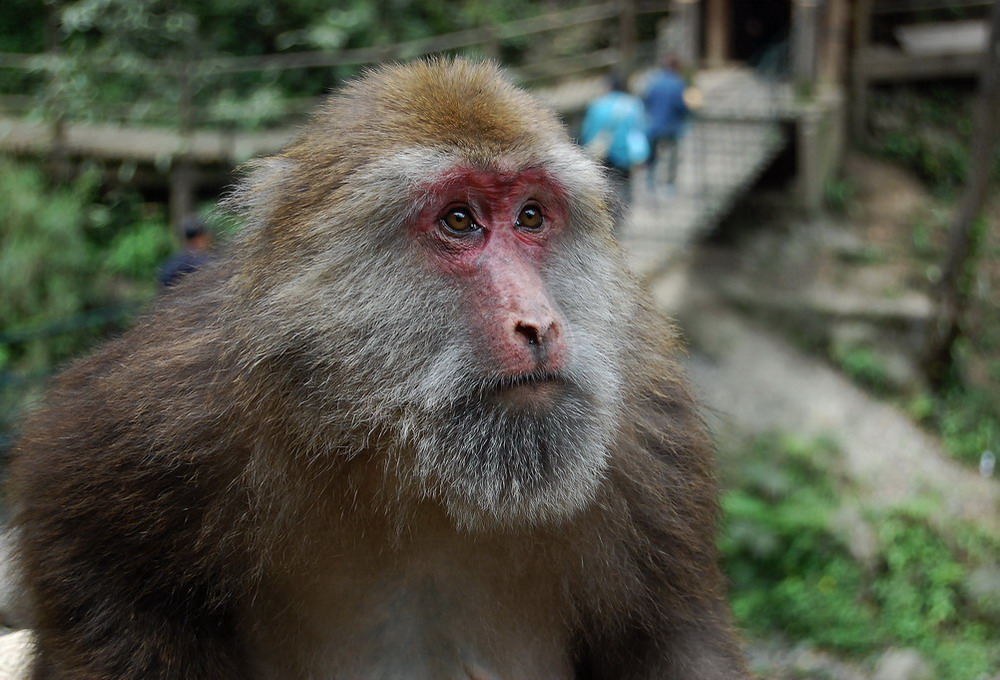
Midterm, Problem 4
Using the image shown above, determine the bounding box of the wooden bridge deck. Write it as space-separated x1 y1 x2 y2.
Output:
622 68 793 278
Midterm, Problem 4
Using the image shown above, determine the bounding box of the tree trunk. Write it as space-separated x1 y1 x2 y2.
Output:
922 0 1000 388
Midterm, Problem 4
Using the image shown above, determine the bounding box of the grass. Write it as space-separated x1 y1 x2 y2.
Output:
720 432 1000 679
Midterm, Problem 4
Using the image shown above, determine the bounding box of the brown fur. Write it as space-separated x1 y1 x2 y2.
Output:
10 59 750 679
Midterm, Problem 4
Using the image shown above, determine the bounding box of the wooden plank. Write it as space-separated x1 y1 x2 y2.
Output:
871 0 991 15
851 0 873 140
856 45 983 79
820 0 850 88
705 0 730 67
895 20 988 56
0 116 298 164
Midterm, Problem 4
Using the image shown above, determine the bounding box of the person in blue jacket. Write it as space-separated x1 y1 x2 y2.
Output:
643 55 690 193
159 217 214 288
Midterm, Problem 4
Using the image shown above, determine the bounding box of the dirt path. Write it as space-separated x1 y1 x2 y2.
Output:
653 267 1000 535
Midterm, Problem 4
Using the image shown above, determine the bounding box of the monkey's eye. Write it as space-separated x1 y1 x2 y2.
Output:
441 207 477 234
517 203 544 231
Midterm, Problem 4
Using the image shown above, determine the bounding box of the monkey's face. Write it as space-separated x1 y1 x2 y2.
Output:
394 161 626 528
412 166 569 392
227 60 632 530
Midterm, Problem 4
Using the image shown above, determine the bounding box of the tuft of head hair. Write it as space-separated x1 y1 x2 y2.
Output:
303 58 566 162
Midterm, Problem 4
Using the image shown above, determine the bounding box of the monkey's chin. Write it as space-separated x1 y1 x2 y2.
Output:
406 375 616 530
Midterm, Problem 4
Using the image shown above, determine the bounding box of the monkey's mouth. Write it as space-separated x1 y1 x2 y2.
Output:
489 371 568 408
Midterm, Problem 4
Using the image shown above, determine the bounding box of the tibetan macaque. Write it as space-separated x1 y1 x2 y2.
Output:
10 59 750 680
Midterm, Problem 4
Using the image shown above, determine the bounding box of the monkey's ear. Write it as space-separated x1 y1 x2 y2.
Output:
222 157 298 223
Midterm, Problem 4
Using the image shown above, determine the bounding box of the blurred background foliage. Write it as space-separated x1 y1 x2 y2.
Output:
870 83 1000 193
864 84 1000 474
0 157 172 439
0 0 561 129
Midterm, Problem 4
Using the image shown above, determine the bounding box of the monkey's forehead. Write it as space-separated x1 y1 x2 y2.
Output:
361 60 556 143
347 143 601 213
296 59 575 168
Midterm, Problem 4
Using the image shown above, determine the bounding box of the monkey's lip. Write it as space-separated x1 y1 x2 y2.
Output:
490 372 567 406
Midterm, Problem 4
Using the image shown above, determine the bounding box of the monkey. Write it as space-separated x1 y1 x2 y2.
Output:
9 58 751 680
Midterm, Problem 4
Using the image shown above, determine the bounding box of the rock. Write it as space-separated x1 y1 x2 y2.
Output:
745 639 868 680
791 646 867 680
0 630 31 680
873 648 933 680
828 504 880 570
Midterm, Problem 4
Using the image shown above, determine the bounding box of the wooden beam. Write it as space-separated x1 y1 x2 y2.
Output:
619 0 638 72
820 0 850 88
851 0 874 139
855 46 984 80
705 0 730 67
669 0 702 67
791 0 822 95
871 0 991 15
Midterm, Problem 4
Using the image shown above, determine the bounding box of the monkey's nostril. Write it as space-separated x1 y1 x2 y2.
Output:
515 322 542 346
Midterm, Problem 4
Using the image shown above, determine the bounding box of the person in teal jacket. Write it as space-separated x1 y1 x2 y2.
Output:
580 73 649 223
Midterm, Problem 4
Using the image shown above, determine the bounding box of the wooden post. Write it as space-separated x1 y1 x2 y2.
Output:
170 62 198 234
797 108 824 216
791 0 821 98
169 160 197 236
820 0 849 89
619 0 637 73
483 25 501 62
850 0 873 140
669 0 702 67
705 0 730 68
923 0 1000 386
45 9 71 181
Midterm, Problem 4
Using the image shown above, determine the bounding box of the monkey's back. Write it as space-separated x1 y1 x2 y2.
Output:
10 269 262 677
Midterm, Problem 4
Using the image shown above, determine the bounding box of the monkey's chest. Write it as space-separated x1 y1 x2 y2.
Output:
249 550 576 680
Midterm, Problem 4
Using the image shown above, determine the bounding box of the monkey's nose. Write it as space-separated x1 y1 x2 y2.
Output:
514 318 560 348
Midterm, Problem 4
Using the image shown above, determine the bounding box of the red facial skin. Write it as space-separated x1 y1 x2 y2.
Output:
413 167 570 384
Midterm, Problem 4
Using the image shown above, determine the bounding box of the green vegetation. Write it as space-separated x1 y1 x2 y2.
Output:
0 159 172 434
721 433 1000 679
823 175 859 217
869 85 1000 193
1 0 568 130
910 382 1000 468
831 343 893 395
864 85 1000 470
908 208 1000 468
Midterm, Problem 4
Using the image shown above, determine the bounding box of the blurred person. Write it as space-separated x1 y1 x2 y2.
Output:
159 216 213 287
580 72 650 225
643 54 692 194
